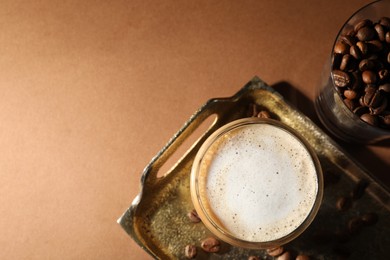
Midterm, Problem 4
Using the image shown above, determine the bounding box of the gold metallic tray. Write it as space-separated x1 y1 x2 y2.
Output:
118 77 390 259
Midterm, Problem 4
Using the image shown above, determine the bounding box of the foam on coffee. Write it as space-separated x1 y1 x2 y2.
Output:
198 123 318 243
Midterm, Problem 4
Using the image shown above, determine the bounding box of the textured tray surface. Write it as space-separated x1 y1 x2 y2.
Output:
119 77 390 259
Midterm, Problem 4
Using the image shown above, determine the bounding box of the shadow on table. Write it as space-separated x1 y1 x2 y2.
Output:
271 81 390 190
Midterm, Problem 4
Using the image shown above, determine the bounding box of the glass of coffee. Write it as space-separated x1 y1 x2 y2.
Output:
315 0 390 144
190 118 323 249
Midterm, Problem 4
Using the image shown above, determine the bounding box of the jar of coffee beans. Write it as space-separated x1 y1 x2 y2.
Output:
315 0 390 144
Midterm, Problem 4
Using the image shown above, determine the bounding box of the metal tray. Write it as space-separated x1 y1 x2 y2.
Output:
118 77 390 259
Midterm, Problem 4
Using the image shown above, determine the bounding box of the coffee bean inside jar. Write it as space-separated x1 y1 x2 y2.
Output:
331 17 390 129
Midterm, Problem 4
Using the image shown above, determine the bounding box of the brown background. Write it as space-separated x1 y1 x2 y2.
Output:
0 0 388 259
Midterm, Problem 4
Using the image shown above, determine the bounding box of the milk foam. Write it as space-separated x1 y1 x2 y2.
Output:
201 123 318 242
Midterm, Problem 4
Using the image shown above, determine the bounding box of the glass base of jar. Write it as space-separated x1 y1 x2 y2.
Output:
315 82 390 144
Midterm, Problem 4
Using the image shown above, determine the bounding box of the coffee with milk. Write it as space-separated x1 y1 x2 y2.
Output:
191 118 322 248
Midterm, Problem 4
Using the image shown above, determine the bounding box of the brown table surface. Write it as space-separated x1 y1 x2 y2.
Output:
1 0 388 259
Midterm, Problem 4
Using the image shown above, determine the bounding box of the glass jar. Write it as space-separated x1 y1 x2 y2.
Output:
315 0 390 144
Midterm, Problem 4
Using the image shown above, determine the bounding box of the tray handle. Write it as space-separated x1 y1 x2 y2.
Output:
139 76 273 188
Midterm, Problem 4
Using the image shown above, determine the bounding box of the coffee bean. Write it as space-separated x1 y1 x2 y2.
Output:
349 45 362 60
378 69 389 82
356 41 368 56
359 59 375 71
336 196 352 211
361 212 378 226
379 16 390 28
267 246 284 257
200 237 220 253
356 26 376 41
334 41 349 55
368 91 384 108
363 85 377 106
343 99 356 110
351 179 369 200
362 70 377 84
296 255 310 260
353 105 369 116
354 19 373 32
248 256 260 260
379 83 390 93
360 113 378 126
344 89 358 100
340 35 356 46
348 217 364 235
332 70 351 87
367 40 383 53
340 54 354 71
185 245 197 259
386 31 390 43
257 110 271 119
381 113 390 125
375 23 386 41
277 251 291 260
188 209 201 223
370 97 387 115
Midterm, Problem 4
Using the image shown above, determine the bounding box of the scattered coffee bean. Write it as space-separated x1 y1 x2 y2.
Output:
184 244 197 259
187 209 201 223
277 251 291 260
336 196 352 211
200 237 220 253
248 256 260 260
296 254 310 260
361 212 378 226
267 246 284 257
257 110 271 119
351 179 369 200
347 216 364 235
